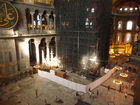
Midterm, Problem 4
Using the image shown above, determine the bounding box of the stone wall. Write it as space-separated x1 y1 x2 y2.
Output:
0 39 18 79
0 1 57 82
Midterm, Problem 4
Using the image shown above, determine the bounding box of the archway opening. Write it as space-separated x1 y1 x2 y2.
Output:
49 37 56 61
39 38 46 64
29 39 36 66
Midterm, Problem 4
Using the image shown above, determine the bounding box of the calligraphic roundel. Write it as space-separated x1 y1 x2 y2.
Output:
0 1 18 29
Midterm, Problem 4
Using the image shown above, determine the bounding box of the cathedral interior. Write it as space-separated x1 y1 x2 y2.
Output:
0 0 140 105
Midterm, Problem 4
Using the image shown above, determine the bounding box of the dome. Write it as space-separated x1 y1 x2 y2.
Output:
113 0 140 15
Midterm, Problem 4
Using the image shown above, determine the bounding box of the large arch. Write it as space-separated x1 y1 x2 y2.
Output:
49 37 56 61
39 38 46 64
28 39 36 66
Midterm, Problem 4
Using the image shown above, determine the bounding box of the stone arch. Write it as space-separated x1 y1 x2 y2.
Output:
42 10 48 29
49 37 56 61
28 39 36 66
25 8 32 29
39 38 46 64
49 11 54 29
33 9 40 29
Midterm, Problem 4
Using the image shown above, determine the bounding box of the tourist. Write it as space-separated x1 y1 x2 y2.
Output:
96 89 99 96
88 88 92 98
55 96 63 103
88 88 95 98
124 93 128 99
35 89 38 97
119 84 122 92
75 91 81 100
107 86 110 91
45 99 48 105
92 92 95 99
76 91 79 96
55 96 59 101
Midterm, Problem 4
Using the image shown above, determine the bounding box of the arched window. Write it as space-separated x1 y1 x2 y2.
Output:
126 21 133 30
117 32 122 42
91 8 95 13
42 11 48 30
135 7 138 11
29 39 36 66
124 8 128 11
49 11 54 29
49 37 56 60
136 25 139 31
117 21 122 30
85 18 89 28
33 10 40 29
39 38 46 64
129 7 133 11
134 33 138 42
125 33 131 43
25 8 32 29
119 8 123 11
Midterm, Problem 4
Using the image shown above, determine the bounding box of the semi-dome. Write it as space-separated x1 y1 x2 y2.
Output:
113 0 140 15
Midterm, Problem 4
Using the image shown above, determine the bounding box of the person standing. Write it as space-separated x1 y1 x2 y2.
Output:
27 103 30 105
88 89 92 98
119 84 122 92
124 93 128 99
35 89 38 98
107 86 110 91
96 90 99 96
44 99 48 105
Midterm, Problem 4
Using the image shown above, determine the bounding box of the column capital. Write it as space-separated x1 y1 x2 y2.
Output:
46 41 50 45
47 13 50 16
39 13 43 16
35 41 40 45
30 12 35 15
53 14 56 17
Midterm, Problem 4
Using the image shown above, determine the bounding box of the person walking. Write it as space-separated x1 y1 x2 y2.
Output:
107 86 110 91
45 99 48 105
124 93 128 99
119 84 122 92
35 89 39 98
88 88 92 98
96 89 99 96
27 103 30 105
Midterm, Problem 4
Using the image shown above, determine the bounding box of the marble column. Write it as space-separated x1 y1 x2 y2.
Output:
46 42 50 62
50 48 53 62
39 13 43 31
47 13 50 30
54 14 56 30
42 50 45 64
55 37 58 58
24 40 30 68
35 41 40 65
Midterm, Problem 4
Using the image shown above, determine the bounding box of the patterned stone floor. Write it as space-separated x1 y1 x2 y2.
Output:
0 73 133 105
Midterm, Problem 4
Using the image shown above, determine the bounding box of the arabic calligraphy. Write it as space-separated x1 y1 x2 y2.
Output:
0 1 18 29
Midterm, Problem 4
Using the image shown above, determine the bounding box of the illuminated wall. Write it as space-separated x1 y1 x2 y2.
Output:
0 0 55 80
109 1 140 59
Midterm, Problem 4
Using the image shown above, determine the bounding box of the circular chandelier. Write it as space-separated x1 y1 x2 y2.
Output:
120 73 128 77
113 79 122 85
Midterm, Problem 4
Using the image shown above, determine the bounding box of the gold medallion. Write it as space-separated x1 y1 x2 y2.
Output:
0 1 18 29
